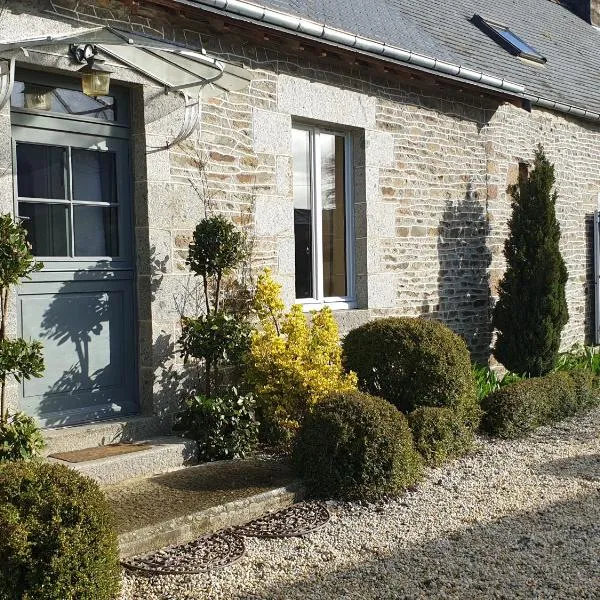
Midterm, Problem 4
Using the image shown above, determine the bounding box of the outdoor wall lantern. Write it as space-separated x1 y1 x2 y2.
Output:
69 43 112 97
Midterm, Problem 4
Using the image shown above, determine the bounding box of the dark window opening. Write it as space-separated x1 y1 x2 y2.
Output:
471 15 546 64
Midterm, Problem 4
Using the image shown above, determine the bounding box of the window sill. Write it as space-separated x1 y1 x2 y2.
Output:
299 300 357 312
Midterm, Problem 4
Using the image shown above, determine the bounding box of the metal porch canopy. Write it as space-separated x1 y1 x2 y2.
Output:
0 26 252 147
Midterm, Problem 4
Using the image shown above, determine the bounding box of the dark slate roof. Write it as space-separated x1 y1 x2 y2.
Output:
202 0 600 115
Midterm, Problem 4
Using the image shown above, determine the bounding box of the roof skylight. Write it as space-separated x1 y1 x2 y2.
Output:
471 15 546 64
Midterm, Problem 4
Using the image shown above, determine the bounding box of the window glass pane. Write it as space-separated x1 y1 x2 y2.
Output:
73 206 119 257
19 202 69 256
321 134 347 297
11 81 116 121
16 143 66 200
72 149 117 203
293 128 313 299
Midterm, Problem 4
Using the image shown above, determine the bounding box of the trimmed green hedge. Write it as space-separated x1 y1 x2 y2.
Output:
408 406 474 467
293 391 423 501
481 369 600 439
342 317 480 426
0 461 121 600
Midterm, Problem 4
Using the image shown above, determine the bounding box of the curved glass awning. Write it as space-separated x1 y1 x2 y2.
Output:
0 26 253 147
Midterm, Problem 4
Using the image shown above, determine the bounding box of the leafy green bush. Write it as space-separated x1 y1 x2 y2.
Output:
472 364 526 402
293 391 422 501
173 389 258 461
0 412 45 462
480 370 600 439
0 213 44 423
342 317 479 425
0 461 120 600
408 406 473 466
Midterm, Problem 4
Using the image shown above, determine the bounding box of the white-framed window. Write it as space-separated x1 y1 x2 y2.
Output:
292 124 355 309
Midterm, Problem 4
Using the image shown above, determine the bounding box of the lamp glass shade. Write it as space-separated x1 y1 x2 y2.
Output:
81 70 111 97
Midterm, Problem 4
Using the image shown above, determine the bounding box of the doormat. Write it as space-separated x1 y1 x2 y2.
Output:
50 443 152 463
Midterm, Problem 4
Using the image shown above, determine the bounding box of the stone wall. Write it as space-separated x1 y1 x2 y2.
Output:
2 0 600 420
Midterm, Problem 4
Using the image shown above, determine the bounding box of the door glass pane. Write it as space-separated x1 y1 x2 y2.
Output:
11 81 116 121
72 149 117 203
19 202 69 256
321 134 347 297
74 206 118 257
293 128 313 299
16 143 66 199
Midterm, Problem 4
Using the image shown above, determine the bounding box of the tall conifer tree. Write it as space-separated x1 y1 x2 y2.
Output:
493 145 568 375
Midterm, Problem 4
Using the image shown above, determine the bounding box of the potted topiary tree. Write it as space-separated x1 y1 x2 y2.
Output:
0 214 45 461
174 214 258 461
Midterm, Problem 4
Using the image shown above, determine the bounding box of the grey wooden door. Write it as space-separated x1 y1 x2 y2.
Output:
13 119 137 427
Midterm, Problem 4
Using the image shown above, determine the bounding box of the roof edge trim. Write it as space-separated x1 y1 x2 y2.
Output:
187 0 526 95
525 94 600 122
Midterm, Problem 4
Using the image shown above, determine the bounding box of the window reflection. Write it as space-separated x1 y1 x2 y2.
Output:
11 81 116 121
321 134 347 298
72 149 117 203
17 143 66 200
19 203 69 257
293 128 313 299
74 206 119 257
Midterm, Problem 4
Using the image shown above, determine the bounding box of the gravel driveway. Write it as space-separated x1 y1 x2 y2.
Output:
121 408 600 599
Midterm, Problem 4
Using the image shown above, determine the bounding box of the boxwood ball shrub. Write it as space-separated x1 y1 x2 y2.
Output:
293 391 423 501
0 461 120 600
481 370 600 439
342 317 479 424
408 406 474 467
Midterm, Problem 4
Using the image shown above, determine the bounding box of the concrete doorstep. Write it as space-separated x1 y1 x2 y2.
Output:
118 482 304 557
102 458 303 558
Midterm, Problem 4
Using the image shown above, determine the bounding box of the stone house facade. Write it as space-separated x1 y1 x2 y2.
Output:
1 0 600 431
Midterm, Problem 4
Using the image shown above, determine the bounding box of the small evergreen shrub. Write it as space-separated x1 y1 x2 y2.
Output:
492 146 569 376
480 370 600 439
342 317 479 425
0 461 120 600
0 411 45 462
173 389 258 461
247 269 357 444
408 406 473 467
293 391 422 501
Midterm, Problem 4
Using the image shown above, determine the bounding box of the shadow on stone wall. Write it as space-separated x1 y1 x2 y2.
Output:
437 184 492 362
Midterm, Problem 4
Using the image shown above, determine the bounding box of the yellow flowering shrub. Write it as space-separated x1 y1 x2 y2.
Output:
246 269 357 442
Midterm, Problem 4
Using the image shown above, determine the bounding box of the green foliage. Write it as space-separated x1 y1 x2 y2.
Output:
0 339 44 386
173 389 258 461
0 412 45 462
493 146 569 376
187 214 246 287
472 364 526 402
179 312 250 388
179 214 249 397
480 369 600 439
0 214 44 423
0 214 42 290
0 461 120 600
554 343 600 375
247 269 357 446
408 406 473 467
293 391 423 501
342 317 479 425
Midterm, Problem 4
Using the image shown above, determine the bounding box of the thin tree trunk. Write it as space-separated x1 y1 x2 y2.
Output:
0 288 7 423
